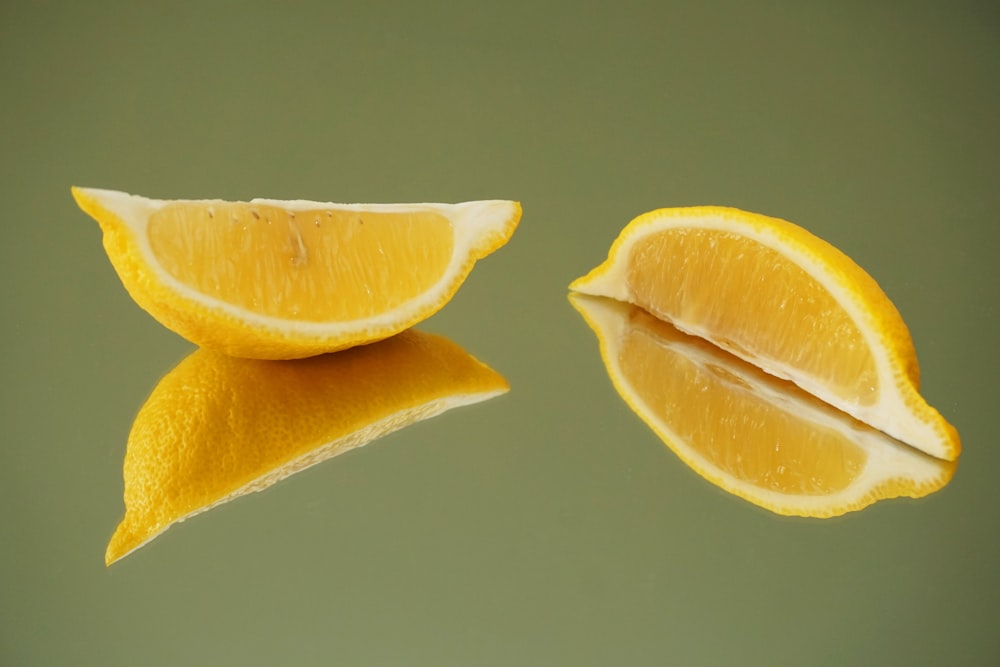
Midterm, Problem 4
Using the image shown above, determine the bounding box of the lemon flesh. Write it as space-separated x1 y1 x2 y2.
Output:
571 206 960 461
149 202 453 321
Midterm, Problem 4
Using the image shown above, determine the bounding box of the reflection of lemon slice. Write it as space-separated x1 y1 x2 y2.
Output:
73 187 521 359
570 206 959 461
571 294 956 517
106 330 509 565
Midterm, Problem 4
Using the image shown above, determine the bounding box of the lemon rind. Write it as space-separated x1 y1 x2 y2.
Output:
74 187 521 359
570 207 959 461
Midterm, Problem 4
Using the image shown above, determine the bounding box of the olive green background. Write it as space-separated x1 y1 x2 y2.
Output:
2 1 998 665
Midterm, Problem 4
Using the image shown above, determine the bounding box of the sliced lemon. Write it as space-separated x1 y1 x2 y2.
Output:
570 206 960 461
73 187 521 359
106 329 509 565
571 294 956 517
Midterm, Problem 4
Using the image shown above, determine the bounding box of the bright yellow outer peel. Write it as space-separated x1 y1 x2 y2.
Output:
570 206 960 461
106 329 509 565
570 294 956 517
72 186 521 360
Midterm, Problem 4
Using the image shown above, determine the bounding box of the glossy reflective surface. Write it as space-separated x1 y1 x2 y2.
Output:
3 2 998 665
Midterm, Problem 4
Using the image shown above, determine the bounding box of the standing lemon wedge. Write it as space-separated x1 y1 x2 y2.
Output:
570 206 959 461
73 187 520 359
571 294 955 517
106 329 509 565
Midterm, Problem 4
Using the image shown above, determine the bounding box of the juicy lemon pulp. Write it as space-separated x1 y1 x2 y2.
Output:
149 202 454 321
626 228 879 406
620 310 867 495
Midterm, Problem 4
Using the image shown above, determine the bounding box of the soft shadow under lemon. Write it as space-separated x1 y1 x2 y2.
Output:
570 294 955 518
106 330 509 565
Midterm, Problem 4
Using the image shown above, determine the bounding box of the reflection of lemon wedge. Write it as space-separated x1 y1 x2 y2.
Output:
106 330 509 565
570 206 959 461
72 187 521 359
570 294 956 518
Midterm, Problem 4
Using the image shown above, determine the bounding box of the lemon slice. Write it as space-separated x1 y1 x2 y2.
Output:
571 294 956 517
106 329 509 565
73 187 521 359
570 206 960 461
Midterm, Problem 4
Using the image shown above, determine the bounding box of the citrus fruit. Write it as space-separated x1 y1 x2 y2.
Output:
72 186 521 359
105 329 509 565
571 294 956 517
569 206 960 461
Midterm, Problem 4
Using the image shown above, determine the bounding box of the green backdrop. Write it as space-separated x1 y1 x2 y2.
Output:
2 1 998 665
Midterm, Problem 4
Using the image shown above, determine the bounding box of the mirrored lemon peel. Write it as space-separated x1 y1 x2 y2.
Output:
570 294 956 517
73 186 521 360
106 330 509 565
570 206 960 461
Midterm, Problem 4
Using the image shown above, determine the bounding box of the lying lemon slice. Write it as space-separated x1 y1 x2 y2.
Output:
73 187 521 359
106 329 509 565
571 294 956 517
570 207 960 461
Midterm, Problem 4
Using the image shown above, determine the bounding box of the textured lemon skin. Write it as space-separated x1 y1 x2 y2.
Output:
570 206 960 461
570 294 956 518
106 329 509 565
73 187 521 359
